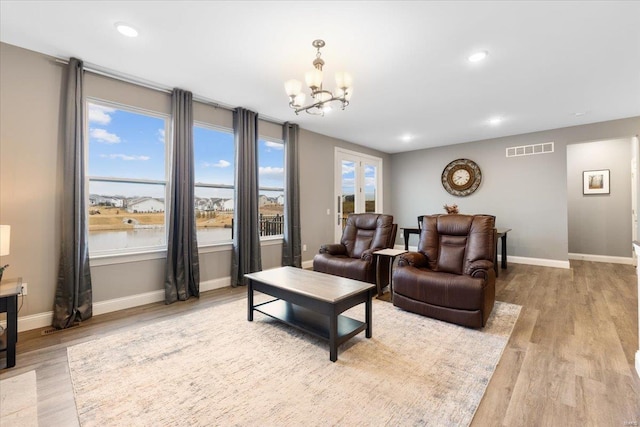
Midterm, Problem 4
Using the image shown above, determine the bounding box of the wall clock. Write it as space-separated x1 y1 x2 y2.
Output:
441 158 482 196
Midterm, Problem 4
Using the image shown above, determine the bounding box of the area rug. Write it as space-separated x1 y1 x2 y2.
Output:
68 297 520 426
0 370 38 427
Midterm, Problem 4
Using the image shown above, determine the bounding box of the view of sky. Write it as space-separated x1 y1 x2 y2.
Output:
87 102 284 198
341 160 377 200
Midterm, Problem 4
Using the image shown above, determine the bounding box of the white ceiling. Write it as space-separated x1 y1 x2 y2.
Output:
1 1 639 153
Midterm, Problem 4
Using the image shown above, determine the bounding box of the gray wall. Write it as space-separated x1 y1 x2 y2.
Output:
0 42 390 319
567 138 632 257
390 118 640 261
298 129 392 264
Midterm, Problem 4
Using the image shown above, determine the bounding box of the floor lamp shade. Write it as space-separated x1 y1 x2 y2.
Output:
0 225 10 256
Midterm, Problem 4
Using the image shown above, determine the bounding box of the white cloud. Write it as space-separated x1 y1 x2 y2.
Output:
100 154 150 161
342 164 355 175
264 141 284 150
259 166 284 177
90 128 121 144
203 159 231 168
157 128 165 143
88 105 115 125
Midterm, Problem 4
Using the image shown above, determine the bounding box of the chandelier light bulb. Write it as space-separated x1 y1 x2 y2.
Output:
293 93 306 108
335 72 353 90
305 69 323 89
284 79 302 96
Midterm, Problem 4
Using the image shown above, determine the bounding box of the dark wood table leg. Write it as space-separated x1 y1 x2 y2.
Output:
247 279 254 321
365 291 372 338
501 233 508 269
329 312 338 362
403 229 410 250
6 294 17 368
375 255 383 297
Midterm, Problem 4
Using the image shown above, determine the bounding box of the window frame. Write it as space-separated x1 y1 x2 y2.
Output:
193 121 236 247
85 98 172 258
257 136 285 240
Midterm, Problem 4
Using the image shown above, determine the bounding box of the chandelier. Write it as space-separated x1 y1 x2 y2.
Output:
284 39 353 116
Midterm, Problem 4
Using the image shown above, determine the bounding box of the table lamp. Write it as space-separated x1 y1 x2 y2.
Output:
0 225 10 281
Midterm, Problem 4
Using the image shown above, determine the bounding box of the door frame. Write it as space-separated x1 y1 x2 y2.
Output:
334 147 384 242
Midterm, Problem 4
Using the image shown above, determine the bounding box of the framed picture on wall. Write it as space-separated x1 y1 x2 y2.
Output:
583 169 610 195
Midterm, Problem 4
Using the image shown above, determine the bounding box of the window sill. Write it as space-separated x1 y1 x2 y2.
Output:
90 238 283 266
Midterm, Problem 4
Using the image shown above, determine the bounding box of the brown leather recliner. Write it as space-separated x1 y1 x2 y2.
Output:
313 213 395 284
393 214 496 328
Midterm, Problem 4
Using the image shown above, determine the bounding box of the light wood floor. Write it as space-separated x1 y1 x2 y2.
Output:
1 261 639 426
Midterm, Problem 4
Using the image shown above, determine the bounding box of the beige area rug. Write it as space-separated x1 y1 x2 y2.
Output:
0 370 38 427
68 297 520 427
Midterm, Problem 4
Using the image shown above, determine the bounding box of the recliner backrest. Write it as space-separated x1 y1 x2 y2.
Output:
341 213 394 258
419 214 495 274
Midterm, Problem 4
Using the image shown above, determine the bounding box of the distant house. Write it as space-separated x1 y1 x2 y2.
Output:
258 195 269 207
276 195 284 205
89 194 124 207
126 198 165 213
222 198 234 211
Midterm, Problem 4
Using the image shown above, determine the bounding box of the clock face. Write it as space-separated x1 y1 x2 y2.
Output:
442 159 482 196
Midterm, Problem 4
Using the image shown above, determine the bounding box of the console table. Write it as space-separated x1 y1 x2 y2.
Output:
401 227 420 250
0 278 22 369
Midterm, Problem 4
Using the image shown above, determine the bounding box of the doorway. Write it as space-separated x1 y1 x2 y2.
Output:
334 148 383 242
566 137 637 262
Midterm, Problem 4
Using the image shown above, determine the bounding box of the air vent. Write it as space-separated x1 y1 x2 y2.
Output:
506 142 554 158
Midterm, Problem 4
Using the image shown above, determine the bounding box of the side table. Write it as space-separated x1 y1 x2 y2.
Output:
0 278 22 369
373 249 408 298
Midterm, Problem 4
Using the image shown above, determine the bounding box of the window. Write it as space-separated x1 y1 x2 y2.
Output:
258 138 285 237
193 125 235 245
86 101 169 255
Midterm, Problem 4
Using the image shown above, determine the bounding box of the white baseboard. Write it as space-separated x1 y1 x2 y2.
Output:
568 253 635 265
507 256 571 269
393 246 571 270
302 260 313 269
9 276 232 333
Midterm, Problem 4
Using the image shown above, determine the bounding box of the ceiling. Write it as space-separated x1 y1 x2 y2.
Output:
1 1 639 154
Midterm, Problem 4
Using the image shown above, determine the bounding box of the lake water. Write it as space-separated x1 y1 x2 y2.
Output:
89 227 233 252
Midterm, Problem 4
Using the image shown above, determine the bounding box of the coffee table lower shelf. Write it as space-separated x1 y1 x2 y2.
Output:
254 299 367 345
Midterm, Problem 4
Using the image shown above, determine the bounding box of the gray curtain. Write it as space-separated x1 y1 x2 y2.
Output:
231 107 262 286
282 122 302 267
165 88 200 303
52 57 93 329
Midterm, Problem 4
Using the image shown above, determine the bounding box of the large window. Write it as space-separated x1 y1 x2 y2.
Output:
86 101 169 254
258 138 285 237
193 125 235 245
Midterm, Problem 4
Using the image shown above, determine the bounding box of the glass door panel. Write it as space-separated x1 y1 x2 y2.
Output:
334 149 383 242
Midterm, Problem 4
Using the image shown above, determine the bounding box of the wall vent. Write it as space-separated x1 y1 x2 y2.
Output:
506 142 554 158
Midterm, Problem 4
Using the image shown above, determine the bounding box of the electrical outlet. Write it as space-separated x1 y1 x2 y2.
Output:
303 244 307 252
21 283 28 296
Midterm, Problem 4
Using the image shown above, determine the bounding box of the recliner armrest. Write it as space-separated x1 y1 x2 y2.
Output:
466 260 494 279
319 244 347 255
361 247 383 262
397 252 428 268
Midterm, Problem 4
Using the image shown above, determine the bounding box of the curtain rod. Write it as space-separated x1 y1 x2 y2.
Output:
53 57 286 126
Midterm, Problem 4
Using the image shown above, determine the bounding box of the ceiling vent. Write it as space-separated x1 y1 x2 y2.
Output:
506 142 554 158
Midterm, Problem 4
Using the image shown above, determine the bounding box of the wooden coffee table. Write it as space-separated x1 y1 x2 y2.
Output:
245 267 375 362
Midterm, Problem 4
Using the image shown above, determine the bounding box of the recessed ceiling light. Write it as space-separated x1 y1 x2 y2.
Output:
572 111 588 117
488 117 502 126
468 50 488 62
400 134 413 142
115 22 138 38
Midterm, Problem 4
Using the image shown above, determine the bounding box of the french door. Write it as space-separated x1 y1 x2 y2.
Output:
334 148 383 242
